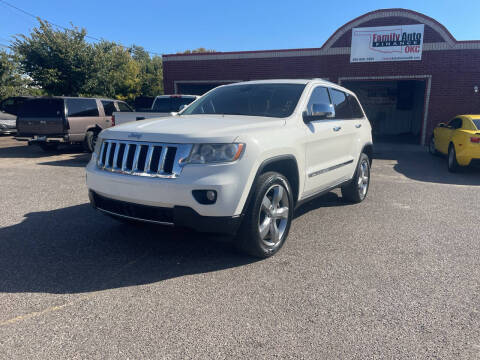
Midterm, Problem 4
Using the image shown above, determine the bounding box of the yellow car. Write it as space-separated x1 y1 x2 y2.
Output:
429 115 480 172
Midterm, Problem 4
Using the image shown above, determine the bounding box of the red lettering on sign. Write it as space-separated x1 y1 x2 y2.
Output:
405 45 420 53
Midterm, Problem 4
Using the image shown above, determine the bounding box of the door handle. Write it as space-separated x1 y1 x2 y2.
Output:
355 124 362 128
333 126 342 132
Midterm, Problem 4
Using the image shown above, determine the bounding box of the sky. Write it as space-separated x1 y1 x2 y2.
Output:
0 0 478 56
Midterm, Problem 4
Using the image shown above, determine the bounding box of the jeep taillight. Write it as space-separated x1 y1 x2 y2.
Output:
470 137 480 143
111 115 115 126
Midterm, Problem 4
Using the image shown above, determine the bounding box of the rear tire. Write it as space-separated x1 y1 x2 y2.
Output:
341 153 371 203
39 143 59 152
84 130 98 153
447 144 459 172
235 172 294 258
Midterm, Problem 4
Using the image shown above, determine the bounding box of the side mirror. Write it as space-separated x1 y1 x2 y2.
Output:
438 122 446 128
303 103 335 123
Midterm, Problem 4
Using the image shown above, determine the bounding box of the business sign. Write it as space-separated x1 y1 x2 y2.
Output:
350 24 424 63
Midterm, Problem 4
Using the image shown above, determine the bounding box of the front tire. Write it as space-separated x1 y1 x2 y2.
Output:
341 153 371 203
447 144 459 172
235 172 294 258
429 135 438 156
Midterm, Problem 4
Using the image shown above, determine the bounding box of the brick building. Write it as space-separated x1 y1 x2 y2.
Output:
162 8 480 144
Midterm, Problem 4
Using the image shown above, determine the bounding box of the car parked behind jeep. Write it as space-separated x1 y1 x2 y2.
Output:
0 96 34 135
15 97 132 152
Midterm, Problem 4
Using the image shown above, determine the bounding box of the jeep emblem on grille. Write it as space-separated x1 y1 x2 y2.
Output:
128 133 142 139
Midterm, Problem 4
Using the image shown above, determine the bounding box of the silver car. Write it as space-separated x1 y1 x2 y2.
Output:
0 112 17 135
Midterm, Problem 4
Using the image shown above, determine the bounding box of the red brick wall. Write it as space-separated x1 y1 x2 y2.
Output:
163 14 480 142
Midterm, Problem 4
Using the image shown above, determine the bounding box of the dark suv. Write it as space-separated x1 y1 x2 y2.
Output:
16 97 132 152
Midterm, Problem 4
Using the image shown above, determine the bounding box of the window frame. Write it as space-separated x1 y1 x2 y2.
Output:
116 101 133 112
346 93 365 119
305 85 333 116
66 98 100 118
448 118 463 130
328 88 353 120
101 100 116 116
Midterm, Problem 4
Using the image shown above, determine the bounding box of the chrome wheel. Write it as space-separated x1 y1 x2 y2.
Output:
258 184 290 248
357 159 370 198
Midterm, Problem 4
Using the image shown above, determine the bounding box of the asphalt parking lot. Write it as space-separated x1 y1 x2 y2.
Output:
1 135 479 359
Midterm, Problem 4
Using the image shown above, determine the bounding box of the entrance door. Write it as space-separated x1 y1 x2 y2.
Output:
342 80 426 144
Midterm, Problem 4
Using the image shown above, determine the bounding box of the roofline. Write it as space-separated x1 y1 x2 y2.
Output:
163 8 480 62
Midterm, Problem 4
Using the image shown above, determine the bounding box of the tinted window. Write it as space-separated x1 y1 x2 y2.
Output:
306 86 331 114
18 98 64 118
66 98 99 117
347 94 364 118
473 119 480 130
2 97 31 116
152 98 171 112
101 100 116 116
117 102 132 112
329 89 352 119
152 97 196 112
449 118 462 129
182 84 306 118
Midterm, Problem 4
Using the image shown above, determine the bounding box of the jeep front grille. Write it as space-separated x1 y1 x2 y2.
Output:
97 140 192 178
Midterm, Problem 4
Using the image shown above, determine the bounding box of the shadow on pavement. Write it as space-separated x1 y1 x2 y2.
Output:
0 142 85 159
37 153 91 167
294 192 351 219
374 143 480 186
0 204 255 294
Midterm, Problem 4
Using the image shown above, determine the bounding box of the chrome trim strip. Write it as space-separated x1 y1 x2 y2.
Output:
112 143 121 170
104 142 112 169
121 144 130 171
144 145 154 173
96 139 192 178
97 207 174 226
98 142 106 167
308 159 354 178
132 145 141 172
158 146 167 174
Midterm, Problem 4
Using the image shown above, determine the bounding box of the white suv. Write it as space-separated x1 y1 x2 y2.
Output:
86 79 373 258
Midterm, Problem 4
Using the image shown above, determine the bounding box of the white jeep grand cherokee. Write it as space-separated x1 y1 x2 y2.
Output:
86 79 373 258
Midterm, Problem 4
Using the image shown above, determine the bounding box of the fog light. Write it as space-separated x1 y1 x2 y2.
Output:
206 190 216 202
192 190 217 205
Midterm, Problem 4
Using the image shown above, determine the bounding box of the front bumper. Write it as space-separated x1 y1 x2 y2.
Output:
86 151 252 218
89 190 242 235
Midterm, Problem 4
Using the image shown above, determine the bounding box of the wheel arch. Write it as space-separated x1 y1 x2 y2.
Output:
362 142 374 165
86 124 103 134
241 155 300 214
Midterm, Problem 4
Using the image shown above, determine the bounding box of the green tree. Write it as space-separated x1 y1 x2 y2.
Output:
179 47 215 54
85 41 141 101
10 19 164 101
12 19 95 96
131 46 163 96
0 49 42 100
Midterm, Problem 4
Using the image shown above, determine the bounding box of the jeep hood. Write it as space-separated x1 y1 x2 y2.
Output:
101 114 285 143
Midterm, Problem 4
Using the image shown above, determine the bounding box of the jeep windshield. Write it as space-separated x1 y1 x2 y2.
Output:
181 83 306 118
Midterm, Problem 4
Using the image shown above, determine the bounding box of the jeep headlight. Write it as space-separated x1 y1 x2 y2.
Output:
187 143 245 164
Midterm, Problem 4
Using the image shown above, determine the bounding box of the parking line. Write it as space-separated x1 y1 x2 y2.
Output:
0 252 149 327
